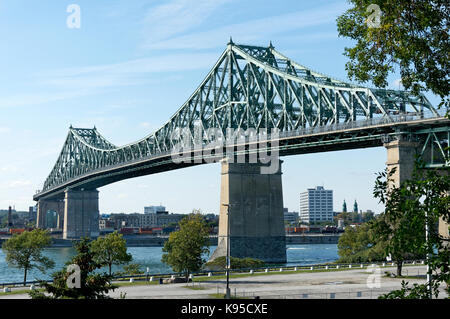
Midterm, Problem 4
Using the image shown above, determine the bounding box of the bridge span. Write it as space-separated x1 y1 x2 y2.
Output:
33 41 449 263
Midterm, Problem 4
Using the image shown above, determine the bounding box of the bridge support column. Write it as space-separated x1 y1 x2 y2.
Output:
63 189 100 239
36 199 64 229
385 137 450 244
384 138 420 188
210 159 286 263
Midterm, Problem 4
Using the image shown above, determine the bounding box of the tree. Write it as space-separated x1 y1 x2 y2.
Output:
1 229 54 286
337 1 449 108
30 238 117 299
337 221 387 263
161 211 210 281
373 165 449 298
90 231 132 276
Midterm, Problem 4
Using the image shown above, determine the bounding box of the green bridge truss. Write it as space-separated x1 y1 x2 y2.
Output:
34 41 449 201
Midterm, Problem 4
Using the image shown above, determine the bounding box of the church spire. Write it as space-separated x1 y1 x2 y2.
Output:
342 200 347 213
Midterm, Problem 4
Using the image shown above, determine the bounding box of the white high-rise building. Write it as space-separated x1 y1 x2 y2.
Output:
299 186 333 224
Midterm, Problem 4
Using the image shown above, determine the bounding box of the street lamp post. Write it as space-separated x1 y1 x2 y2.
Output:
425 210 432 299
222 203 231 299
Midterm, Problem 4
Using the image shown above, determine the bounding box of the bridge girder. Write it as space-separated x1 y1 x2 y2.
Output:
35 42 446 200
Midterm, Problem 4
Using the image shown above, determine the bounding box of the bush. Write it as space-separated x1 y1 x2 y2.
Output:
204 256 265 270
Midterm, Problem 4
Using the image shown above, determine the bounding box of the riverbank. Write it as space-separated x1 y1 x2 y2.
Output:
1 234 341 248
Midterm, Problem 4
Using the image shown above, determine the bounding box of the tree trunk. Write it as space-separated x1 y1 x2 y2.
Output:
396 261 403 277
23 267 28 287
109 264 112 276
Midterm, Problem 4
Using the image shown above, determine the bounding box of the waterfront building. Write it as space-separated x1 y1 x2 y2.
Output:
105 211 186 230
144 206 166 214
299 186 333 224
28 206 37 222
283 209 299 225
152 212 185 227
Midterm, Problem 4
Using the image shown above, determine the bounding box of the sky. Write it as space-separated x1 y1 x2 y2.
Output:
0 0 442 215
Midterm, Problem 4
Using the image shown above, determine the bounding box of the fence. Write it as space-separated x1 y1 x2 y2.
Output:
0 259 428 289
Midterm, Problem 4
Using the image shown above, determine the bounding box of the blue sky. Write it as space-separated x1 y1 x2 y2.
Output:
0 0 442 214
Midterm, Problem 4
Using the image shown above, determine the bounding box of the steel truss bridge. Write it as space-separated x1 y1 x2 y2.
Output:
34 41 450 201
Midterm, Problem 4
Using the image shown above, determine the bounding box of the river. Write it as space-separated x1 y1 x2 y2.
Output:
0 244 338 284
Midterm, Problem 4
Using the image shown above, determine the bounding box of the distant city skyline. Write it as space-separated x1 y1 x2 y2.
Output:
0 1 441 215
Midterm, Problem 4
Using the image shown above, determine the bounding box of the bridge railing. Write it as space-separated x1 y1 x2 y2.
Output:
275 110 443 141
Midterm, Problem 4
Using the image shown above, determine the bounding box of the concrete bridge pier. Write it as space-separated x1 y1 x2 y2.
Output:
384 138 420 188
36 199 64 229
63 189 100 239
210 159 287 263
384 137 449 242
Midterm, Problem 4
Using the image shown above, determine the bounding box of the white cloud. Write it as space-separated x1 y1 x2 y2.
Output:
0 89 92 109
0 52 218 109
0 164 19 173
8 180 32 188
141 0 233 44
0 127 10 134
142 2 347 51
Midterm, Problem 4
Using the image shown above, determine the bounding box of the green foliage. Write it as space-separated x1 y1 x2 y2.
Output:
30 238 117 299
121 263 144 275
204 256 265 270
337 222 387 263
161 211 210 279
337 0 449 108
379 280 441 299
90 231 132 275
374 164 450 298
1 229 54 286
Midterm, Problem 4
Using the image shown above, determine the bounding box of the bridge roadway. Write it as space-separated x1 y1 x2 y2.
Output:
33 114 449 201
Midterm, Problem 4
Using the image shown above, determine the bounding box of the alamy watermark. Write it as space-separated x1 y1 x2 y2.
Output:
170 127 280 174
66 264 81 288
67 4 81 29
366 4 382 28
366 264 381 289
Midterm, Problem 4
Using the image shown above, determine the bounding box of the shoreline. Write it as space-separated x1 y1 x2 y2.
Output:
1 234 341 248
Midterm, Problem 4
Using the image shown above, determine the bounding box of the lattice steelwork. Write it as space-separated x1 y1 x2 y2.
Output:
38 41 443 196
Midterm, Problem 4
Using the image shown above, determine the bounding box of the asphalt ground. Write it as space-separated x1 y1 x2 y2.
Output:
1 265 447 299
